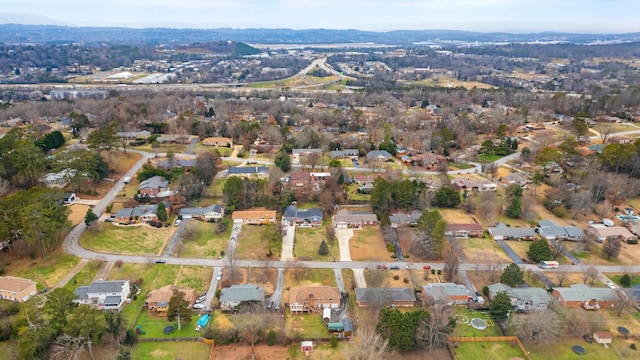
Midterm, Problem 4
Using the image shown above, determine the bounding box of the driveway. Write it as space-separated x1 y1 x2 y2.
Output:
335 228 354 262
268 267 285 310
163 218 190 256
203 266 223 311
280 223 295 261
334 268 345 293
495 240 525 264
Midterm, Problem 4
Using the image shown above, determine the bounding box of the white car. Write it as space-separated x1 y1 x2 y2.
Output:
174 219 182 227
606 281 616 289
216 271 222 280
193 303 205 309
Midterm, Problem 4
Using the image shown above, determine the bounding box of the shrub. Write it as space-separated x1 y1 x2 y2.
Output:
404 255 410 258
431 269 436 275
482 286 489 297
437 269 442 275
330 336 338 348
620 274 632 288
393 275 400 280
387 243 395 252
631 343 637 350
403 277 409 283
204 327 215 340
124 329 138 345
267 330 278 346
552 205 568 218
627 238 638 245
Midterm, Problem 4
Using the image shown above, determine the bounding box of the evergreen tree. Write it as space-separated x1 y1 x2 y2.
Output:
318 240 329 256
167 290 192 330
84 208 99 226
489 291 512 323
501 263 524 287
527 240 551 262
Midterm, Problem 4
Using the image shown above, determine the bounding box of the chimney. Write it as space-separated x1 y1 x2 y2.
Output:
308 293 315 307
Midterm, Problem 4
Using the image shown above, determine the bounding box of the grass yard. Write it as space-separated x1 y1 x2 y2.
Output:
178 220 230 258
131 341 211 360
453 340 526 360
610 274 640 287
68 204 90 226
504 240 534 263
0 340 16 360
349 227 392 262
526 337 623 360
215 344 290 360
235 224 276 260
477 153 508 163
286 312 329 338
459 237 511 263
80 224 172 255
5 249 80 290
175 265 212 294
346 183 371 201
451 307 503 337
135 310 205 338
294 227 339 261
61 260 103 291
132 143 187 154
204 177 226 198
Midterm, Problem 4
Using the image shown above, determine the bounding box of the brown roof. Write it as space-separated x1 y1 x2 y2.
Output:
289 286 341 304
0 276 37 293
288 171 312 182
202 137 232 145
147 285 196 304
354 174 383 183
594 331 612 339
446 223 484 232
232 208 277 220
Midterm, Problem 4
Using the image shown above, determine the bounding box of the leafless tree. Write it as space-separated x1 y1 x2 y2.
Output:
485 254 504 283
521 195 537 221
595 123 615 144
344 328 389 360
478 191 498 224
51 335 88 360
509 310 560 344
556 271 568 287
238 303 268 360
442 251 459 283
416 304 454 350
366 269 387 288
549 239 566 261
583 266 599 285
564 308 605 336
602 238 622 259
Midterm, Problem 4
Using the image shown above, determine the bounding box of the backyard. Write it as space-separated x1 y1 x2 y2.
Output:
131 341 211 360
285 312 329 338
178 220 230 258
61 260 103 291
80 224 172 255
235 224 279 260
349 227 389 262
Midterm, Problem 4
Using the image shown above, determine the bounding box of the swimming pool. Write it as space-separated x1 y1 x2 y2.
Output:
617 214 640 222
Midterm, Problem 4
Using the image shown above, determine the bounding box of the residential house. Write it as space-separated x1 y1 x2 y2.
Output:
412 153 447 169
607 136 633 144
389 211 422 227
219 284 265 312
445 223 484 238
225 166 269 178
552 284 619 308
231 209 277 225
202 137 233 147
488 223 537 241
146 285 197 314
156 158 196 171
42 169 76 188
537 220 584 241
283 205 323 226
74 280 130 312
138 175 169 197
292 149 322 164
487 283 551 311
289 286 341 314
283 171 324 198
116 130 151 140
594 331 613 346
156 135 192 144
450 178 496 192
500 172 529 186
357 128 369 137
0 276 37 302
333 209 378 229
422 283 470 306
353 174 383 190
584 225 635 243
114 202 170 224
330 149 359 159
179 204 225 221
627 220 640 237
355 288 416 308
366 150 392 162
623 284 640 307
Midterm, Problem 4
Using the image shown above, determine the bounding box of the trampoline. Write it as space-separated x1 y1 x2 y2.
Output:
618 326 630 336
470 318 488 330
163 325 175 334
572 345 586 355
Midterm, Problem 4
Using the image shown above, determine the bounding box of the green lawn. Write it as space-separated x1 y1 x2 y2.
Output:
175 266 213 294
61 260 103 291
294 227 338 261
451 308 503 337
453 341 526 360
477 153 509 162
286 312 329 338
609 274 640 287
526 337 622 360
287 268 336 287
134 309 205 338
203 177 226 198
0 340 16 360
346 183 371 201
131 341 211 360
80 224 172 255
6 250 80 290
235 224 276 260
449 162 475 170
178 220 230 258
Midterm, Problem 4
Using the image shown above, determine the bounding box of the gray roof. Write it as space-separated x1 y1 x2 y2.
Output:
283 205 323 222
75 280 128 299
117 130 150 138
488 283 550 305
423 283 469 299
389 211 422 225
538 219 558 227
104 296 122 305
553 284 619 302
227 166 269 175
180 204 225 216
537 219 584 240
330 149 359 157
219 284 265 303
156 159 196 169
355 288 416 303
366 150 392 160
292 148 322 154
74 286 89 300
138 175 169 190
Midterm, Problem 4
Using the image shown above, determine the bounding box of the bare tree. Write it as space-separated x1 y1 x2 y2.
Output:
596 123 615 144
564 308 606 336
442 251 459 283
583 266 599 285
556 271 568 287
485 254 504 283
238 303 268 360
344 328 389 360
509 310 561 344
366 269 387 288
51 335 88 360
549 239 566 261
602 238 622 259
416 305 454 350
478 191 498 224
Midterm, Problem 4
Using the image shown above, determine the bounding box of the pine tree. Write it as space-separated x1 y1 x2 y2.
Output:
319 240 329 256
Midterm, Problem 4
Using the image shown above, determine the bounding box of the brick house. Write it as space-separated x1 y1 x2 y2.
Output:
138 175 169 197
552 284 619 308
231 209 277 225
146 285 197 314
0 276 38 303
289 286 341 314
355 288 416 308
202 137 233 147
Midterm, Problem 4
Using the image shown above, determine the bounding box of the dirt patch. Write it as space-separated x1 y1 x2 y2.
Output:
150 349 169 357
214 344 289 360
68 204 90 226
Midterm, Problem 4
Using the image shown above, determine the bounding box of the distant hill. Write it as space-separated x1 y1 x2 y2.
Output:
1 24 639 46
0 13 69 26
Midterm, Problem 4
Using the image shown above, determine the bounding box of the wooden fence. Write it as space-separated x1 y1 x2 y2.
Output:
447 336 531 360
138 337 202 343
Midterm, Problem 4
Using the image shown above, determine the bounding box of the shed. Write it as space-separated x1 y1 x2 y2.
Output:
343 318 354 336
328 322 344 332
594 331 613 347
301 341 313 354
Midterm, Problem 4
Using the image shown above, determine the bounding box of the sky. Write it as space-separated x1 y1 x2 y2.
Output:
2 0 640 33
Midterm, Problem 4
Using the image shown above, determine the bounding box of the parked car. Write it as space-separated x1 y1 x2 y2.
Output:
216 271 222 280
376 264 388 269
104 218 114 222
606 281 616 289
405 264 415 270
155 259 166 264
174 219 182 227
583 334 593 343
423 265 432 270
193 303 205 309
390 265 400 270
